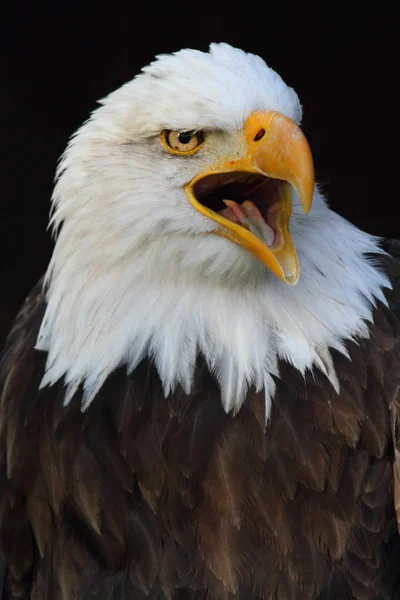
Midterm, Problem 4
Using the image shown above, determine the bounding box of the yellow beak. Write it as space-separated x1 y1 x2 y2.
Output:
184 111 314 285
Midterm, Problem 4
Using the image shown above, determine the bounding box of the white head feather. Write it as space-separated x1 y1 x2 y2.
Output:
36 43 390 418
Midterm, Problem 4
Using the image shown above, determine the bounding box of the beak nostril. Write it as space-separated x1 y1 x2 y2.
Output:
254 128 266 142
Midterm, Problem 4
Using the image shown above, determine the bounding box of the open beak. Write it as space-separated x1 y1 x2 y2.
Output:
184 111 314 285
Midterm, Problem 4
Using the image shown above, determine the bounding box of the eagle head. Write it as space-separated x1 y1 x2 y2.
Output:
37 43 388 416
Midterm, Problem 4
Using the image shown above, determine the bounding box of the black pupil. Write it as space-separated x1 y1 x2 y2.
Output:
178 132 193 145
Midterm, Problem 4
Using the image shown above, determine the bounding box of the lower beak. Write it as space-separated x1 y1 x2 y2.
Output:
184 111 314 285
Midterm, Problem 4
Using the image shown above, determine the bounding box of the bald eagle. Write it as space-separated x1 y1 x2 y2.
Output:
1 43 400 600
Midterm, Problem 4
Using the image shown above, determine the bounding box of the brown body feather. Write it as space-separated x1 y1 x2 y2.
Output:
0 241 400 599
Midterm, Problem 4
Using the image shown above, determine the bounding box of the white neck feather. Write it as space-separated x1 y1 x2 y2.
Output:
36 191 390 419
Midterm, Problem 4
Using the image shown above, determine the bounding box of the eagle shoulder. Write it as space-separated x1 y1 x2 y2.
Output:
382 240 400 544
0 277 46 598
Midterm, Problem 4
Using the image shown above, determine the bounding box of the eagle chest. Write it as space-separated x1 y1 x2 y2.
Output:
12 324 399 598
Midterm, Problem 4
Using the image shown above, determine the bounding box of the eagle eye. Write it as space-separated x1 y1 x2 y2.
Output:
161 130 204 155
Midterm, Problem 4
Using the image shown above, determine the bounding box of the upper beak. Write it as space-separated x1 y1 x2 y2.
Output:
184 110 314 285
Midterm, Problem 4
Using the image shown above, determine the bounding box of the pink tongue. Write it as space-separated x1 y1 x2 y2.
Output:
219 199 261 225
219 200 275 247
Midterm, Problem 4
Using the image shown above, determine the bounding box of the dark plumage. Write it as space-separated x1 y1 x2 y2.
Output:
0 240 399 598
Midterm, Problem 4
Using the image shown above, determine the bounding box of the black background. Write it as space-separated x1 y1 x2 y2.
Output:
2 2 399 348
